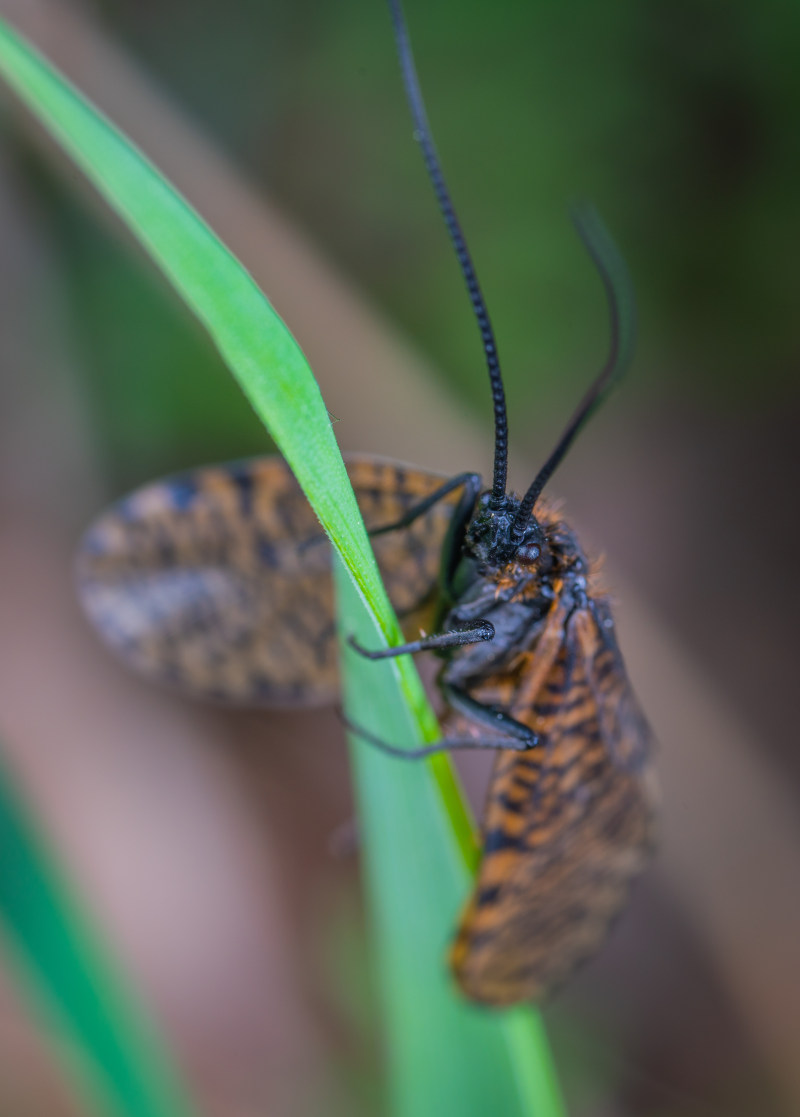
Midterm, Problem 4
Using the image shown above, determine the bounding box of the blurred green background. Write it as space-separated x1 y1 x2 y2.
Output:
36 0 800 478
0 0 798 1115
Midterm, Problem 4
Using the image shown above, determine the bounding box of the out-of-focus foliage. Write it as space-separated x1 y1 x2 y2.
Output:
0 744 199 1117
15 0 795 488
101 0 800 422
14 0 796 492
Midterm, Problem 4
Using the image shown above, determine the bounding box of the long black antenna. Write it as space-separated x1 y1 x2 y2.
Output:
511 204 637 541
387 0 509 505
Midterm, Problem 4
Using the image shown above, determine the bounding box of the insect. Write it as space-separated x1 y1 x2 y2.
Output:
77 0 656 1006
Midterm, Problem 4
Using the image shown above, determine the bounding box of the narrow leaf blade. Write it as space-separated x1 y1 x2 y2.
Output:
336 564 566 1117
0 747 197 1117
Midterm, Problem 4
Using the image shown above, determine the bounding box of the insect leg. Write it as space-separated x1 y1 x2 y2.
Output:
347 620 494 660
441 682 537 745
374 471 480 623
297 472 480 554
367 472 481 536
341 715 539 760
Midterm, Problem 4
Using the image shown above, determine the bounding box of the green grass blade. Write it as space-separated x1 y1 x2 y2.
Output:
336 564 566 1117
0 19 389 639
0 20 565 1116
0 746 197 1117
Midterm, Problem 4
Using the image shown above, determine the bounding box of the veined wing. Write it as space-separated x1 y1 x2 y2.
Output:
450 600 656 1005
77 454 457 707
582 597 652 772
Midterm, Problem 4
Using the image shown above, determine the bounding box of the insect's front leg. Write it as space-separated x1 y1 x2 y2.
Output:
367 472 481 537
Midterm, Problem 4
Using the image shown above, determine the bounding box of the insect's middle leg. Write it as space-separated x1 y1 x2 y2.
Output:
347 620 494 660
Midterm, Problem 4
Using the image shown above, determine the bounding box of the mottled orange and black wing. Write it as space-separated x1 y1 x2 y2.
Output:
77 454 456 706
580 597 652 772
450 601 656 1006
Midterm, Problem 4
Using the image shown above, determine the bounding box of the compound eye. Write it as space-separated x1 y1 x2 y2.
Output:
516 542 541 566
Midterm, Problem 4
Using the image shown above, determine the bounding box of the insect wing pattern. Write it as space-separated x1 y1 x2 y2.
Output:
449 519 656 1006
77 454 457 706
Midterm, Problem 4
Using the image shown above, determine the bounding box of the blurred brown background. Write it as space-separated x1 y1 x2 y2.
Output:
0 0 798 1114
